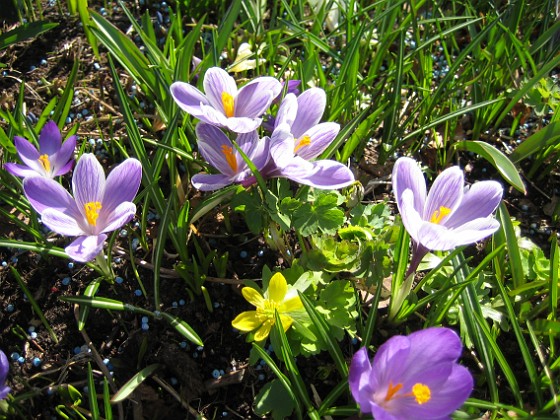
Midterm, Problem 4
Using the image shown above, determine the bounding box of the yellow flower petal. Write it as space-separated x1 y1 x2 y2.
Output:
279 314 294 332
232 311 262 332
268 273 288 303
280 295 303 313
242 287 265 308
254 319 274 341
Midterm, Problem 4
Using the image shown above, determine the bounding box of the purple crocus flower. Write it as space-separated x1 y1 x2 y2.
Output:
192 123 269 191
5 121 76 179
23 153 142 262
274 88 340 160
170 67 282 133
349 327 473 420
0 350 10 400
265 123 354 189
392 157 503 275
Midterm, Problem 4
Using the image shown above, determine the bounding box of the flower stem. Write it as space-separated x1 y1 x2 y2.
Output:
95 251 114 282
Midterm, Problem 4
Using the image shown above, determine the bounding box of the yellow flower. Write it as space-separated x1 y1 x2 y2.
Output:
232 273 303 341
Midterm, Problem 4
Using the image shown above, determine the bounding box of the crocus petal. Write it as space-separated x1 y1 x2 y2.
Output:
100 202 136 234
238 131 270 170
399 189 424 244
291 88 327 137
349 347 374 410
235 76 282 117
191 173 233 191
52 135 76 176
423 166 464 222
0 386 10 400
170 81 211 119
444 181 503 229
292 160 354 189
102 158 142 215
407 327 463 365
425 364 473 416
294 122 340 160
270 125 297 169
0 351 8 384
196 123 238 175
72 154 105 213
4 162 42 178
418 216 499 251
274 93 298 129
267 272 288 303
41 208 85 236
371 335 411 389
14 136 43 173
203 67 238 112
38 121 62 155
65 234 107 262
23 177 81 217
231 311 261 332
242 287 265 308
392 157 426 217
223 116 262 133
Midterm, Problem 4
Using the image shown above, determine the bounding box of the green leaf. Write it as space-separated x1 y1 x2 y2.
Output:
452 140 526 193
254 379 296 420
509 120 560 163
293 193 345 236
0 21 58 50
111 364 160 403
160 312 203 346
61 296 126 311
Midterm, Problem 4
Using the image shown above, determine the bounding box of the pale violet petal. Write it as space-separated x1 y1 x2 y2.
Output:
51 135 76 176
196 123 237 175
274 93 298 129
102 158 142 215
293 160 354 189
223 116 262 133
38 121 62 155
392 157 426 217
72 154 106 214
399 188 424 245
65 234 107 262
170 81 210 119
269 124 296 168
41 208 85 236
23 177 81 218
294 122 340 160
417 222 462 251
448 217 501 246
4 163 42 179
191 173 232 191
100 202 137 233
203 67 237 112
236 76 282 117
291 87 327 138
444 181 503 229
14 136 44 174
423 166 464 222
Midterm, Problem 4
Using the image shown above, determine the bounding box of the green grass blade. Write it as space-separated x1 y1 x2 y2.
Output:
111 364 160 403
496 203 524 288
86 362 100 418
0 21 58 50
251 343 302 420
160 312 203 346
298 292 348 378
452 140 526 193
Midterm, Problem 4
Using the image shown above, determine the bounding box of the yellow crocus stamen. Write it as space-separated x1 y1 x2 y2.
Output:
384 382 403 401
38 154 51 173
221 144 238 172
84 202 102 226
294 135 311 154
430 205 451 224
222 92 235 118
411 383 431 404
255 299 279 322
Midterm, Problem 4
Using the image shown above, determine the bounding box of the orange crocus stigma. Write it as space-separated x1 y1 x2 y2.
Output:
412 383 431 404
84 202 102 226
38 154 51 173
384 382 403 401
294 135 311 153
221 144 238 172
222 92 235 118
430 205 451 224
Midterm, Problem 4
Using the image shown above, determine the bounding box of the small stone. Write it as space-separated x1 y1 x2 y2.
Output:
170 377 178 385
141 316 149 324
17 356 25 364
141 323 149 331
212 369 220 379
10 352 20 361
134 289 142 297
32 357 41 367
6 304 14 313
68 262 74 269
62 277 71 286
115 276 124 284
240 250 248 259
179 299 185 306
